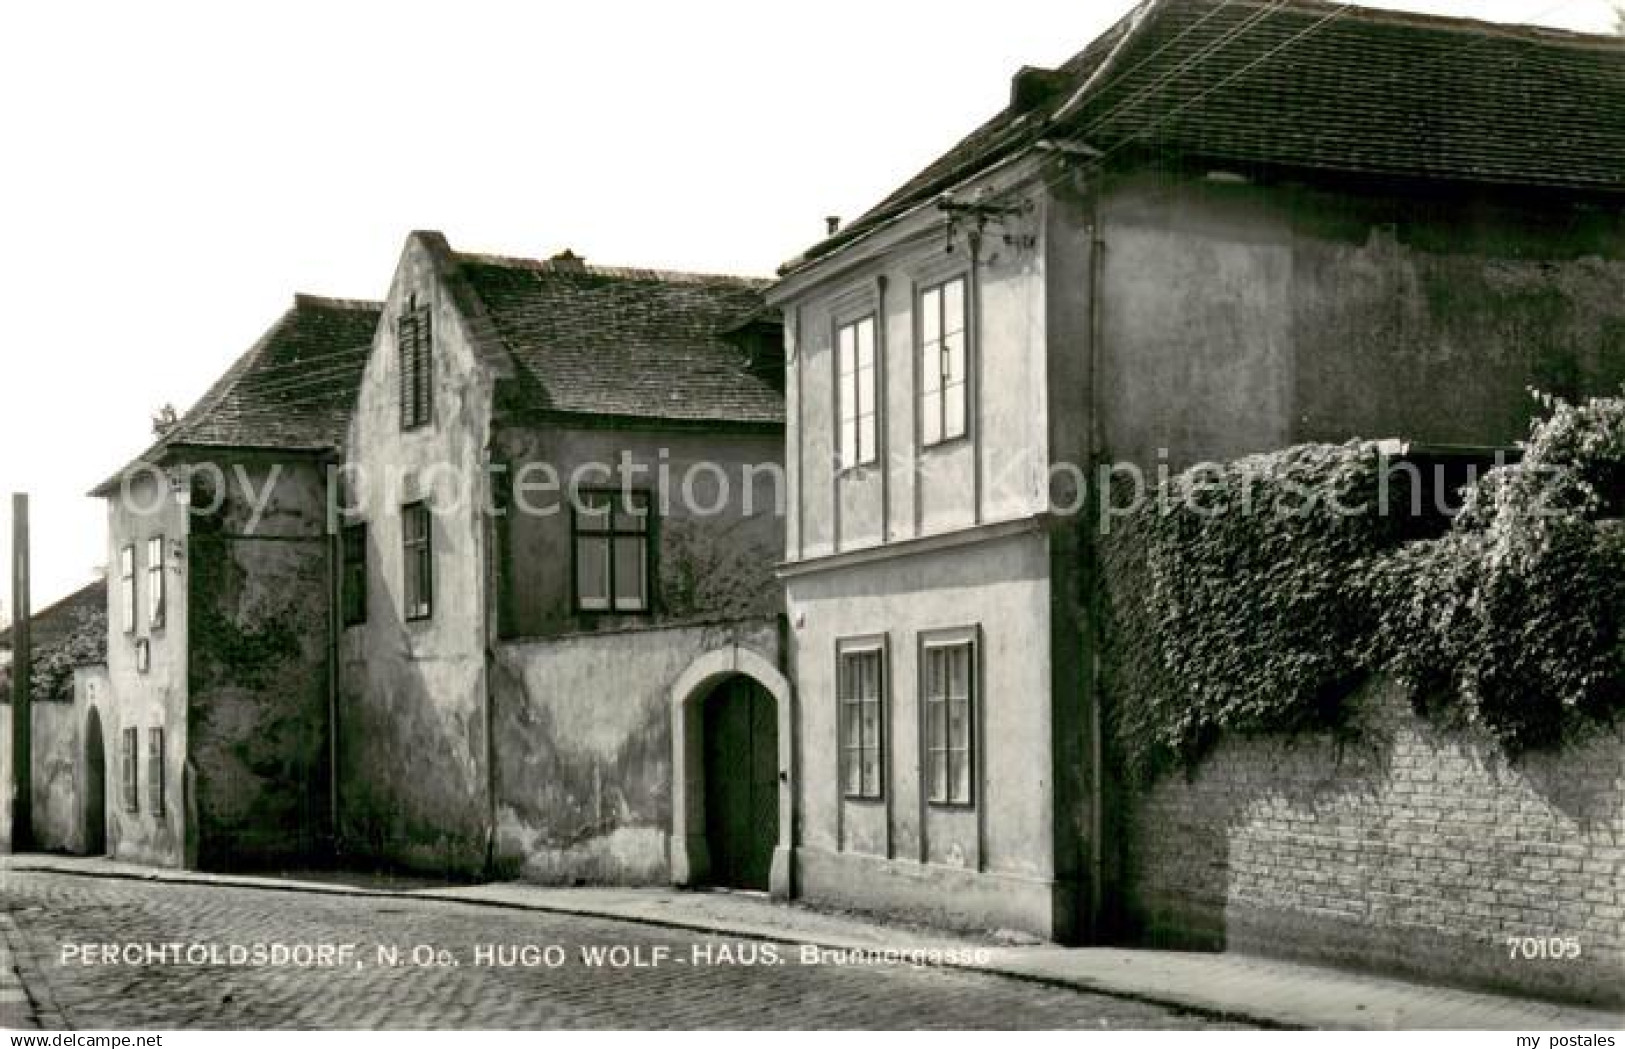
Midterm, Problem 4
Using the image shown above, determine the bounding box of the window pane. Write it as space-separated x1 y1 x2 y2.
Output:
841 416 858 470
577 536 610 609
943 278 965 337
926 696 947 752
949 695 969 753
856 318 874 370
857 364 875 417
949 646 970 699
944 380 967 440
613 535 646 610
859 412 876 464
845 748 862 795
614 493 649 532
577 494 609 533
929 749 948 803
943 330 965 387
921 288 941 345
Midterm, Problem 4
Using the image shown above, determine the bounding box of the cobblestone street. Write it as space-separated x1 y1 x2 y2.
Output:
0 872 1245 1029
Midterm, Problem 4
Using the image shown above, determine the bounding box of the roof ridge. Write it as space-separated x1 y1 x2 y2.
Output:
1286 0 1625 48
293 292 384 312
453 250 771 289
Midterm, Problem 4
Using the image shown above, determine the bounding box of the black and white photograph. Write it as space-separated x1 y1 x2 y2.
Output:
1 0 1623 1038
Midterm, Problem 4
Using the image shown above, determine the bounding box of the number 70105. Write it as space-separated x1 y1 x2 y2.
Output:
1507 936 1581 959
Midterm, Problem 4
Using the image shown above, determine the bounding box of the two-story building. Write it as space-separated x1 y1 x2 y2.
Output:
335 233 790 890
76 233 791 894
768 0 1625 942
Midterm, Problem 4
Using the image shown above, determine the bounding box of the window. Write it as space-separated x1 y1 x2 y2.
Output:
120 727 139 813
341 523 368 627
402 503 433 621
920 276 968 446
148 727 165 817
923 637 976 806
399 295 433 430
146 536 166 630
118 545 136 634
836 315 878 469
573 489 651 613
838 644 885 799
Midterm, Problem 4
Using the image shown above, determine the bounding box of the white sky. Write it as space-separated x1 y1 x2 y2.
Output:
0 0 1618 618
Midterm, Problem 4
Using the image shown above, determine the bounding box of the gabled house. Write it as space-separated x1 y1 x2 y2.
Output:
86 294 383 868
335 233 789 891
71 233 790 894
768 0 1625 943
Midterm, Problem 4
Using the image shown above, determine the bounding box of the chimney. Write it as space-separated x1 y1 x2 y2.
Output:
1010 66 1069 112
825 216 842 236
549 249 586 272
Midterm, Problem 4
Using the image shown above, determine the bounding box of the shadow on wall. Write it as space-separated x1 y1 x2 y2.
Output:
1123 675 1625 1008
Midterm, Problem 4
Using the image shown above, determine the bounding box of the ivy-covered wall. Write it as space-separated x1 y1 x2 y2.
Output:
1106 395 1625 1004
188 458 333 869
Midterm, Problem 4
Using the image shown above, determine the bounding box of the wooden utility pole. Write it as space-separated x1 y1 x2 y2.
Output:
10 493 31 852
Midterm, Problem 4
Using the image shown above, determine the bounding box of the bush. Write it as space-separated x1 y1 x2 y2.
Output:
1105 391 1625 779
1369 394 1625 752
1102 441 1413 780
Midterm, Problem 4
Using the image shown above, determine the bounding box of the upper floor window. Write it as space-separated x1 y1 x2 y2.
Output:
920 276 968 446
399 295 433 431
118 545 136 635
923 632 976 807
836 315 878 470
573 489 652 613
341 523 368 627
838 642 885 800
146 536 166 630
402 503 433 621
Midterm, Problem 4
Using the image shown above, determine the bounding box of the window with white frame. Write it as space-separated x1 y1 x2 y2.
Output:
118 545 136 634
146 536 166 630
838 642 885 799
573 489 652 613
920 276 968 446
836 314 878 469
923 634 976 806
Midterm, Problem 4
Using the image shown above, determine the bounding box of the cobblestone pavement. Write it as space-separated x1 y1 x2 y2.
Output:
1 872 1248 1030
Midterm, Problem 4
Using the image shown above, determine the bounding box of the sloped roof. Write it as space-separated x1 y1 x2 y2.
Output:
93 295 382 493
0 578 106 656
797 0 1625 268
454 251 784 426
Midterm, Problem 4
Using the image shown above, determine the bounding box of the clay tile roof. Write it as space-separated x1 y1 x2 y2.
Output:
92 295 382 494
792 0 1625 269
454 252 784 426
0 578 106 656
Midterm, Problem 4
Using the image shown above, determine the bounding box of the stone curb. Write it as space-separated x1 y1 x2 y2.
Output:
8 859 1621 1030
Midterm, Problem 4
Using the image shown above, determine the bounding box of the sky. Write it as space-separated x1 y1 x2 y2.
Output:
0 0 1618 621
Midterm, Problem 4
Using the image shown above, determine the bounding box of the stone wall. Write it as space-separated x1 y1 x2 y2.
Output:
489 616 780 884
1126 676 1625 1007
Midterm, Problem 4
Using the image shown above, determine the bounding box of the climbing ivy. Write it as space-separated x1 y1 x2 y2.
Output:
1101 441 1415 781
1366 394 1625 753
1103 392 1625 780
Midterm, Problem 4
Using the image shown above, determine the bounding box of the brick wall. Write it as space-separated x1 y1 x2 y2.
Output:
1126 676 1625 1007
